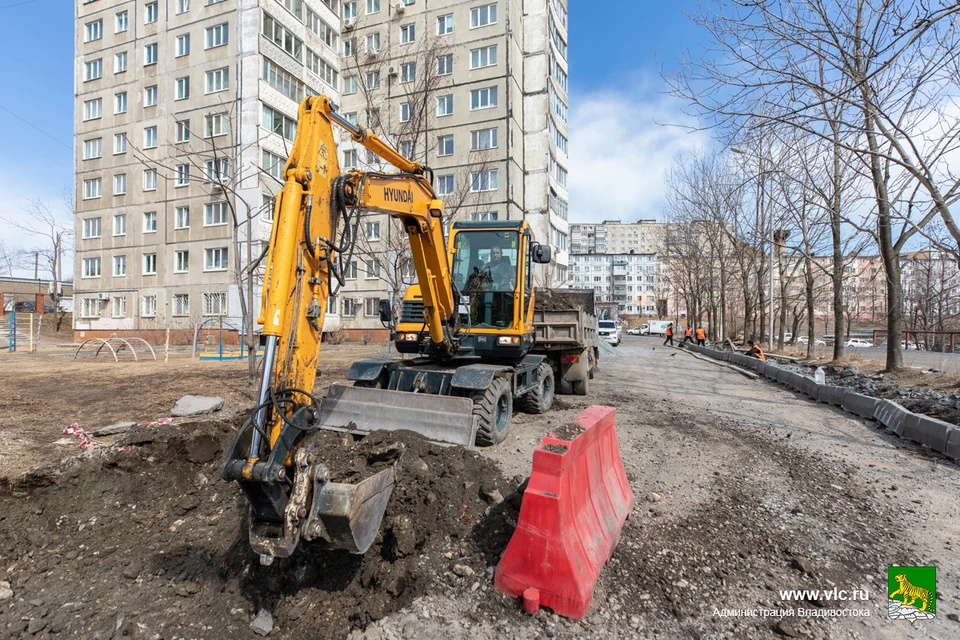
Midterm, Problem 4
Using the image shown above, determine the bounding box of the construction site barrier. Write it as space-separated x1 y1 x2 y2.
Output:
685 346 959 462
494 405 634 620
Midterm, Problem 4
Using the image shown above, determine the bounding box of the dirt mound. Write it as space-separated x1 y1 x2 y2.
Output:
0 421 512 639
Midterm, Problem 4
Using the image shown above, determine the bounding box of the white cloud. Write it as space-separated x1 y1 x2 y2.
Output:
567 86 708 224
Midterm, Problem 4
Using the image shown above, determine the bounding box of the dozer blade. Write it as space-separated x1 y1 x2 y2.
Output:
304 465 397 554
318 383 479 449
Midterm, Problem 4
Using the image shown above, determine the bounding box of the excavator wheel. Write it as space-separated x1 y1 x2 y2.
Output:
516 362 554 414
471 377 513 446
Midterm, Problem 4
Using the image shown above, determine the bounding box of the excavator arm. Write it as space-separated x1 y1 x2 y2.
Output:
221 96 463 563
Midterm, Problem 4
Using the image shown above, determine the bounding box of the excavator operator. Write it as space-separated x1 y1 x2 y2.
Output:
484 245 516 290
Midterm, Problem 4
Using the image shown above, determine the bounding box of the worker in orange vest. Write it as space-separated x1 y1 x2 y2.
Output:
681 326 694 345
663 323 674 347
747 340 766 361
695 326 706 346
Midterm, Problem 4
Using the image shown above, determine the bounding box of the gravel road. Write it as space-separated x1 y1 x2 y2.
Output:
357 337 960 640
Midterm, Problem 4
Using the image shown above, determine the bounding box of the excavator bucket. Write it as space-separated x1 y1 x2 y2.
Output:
317 383 479 448
305 466 398 554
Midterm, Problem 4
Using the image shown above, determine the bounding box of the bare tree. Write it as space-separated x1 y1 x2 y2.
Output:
1 194 73 330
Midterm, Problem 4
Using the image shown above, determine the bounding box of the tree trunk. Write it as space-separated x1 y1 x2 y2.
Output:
805 255 815 360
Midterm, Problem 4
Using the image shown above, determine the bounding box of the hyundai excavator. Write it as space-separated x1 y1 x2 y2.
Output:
220 96 554 564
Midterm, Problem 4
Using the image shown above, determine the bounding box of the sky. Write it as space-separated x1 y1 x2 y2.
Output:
0 0 709 275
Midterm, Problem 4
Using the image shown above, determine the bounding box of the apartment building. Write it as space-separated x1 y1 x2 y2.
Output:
569 253 659 316
73 0 341 340
570 219 663 255
331 0 570 336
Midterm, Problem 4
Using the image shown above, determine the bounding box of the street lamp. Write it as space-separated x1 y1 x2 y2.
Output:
731 146 774 347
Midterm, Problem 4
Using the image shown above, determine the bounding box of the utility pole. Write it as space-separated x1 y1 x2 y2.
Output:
34 252 39 280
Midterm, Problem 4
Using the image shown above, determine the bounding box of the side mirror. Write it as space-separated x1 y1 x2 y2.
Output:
532 243 552 264
378 299 392 324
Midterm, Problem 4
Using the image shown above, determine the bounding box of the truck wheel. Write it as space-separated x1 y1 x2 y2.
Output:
471 377 512 446
516 363 554 414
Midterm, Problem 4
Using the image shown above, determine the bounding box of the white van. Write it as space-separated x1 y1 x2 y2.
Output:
598 320 621 346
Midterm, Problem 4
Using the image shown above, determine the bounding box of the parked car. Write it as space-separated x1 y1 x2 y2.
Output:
13 301 55 313
843 338 873 348
598 320 621 346
626 327 642 336
796 336 827 346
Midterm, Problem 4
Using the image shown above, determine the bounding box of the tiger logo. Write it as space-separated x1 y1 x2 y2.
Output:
890 574 933 612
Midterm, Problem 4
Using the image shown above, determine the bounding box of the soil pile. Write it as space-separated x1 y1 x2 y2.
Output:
0 420 513 639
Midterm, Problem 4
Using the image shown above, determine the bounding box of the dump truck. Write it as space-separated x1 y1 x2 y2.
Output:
530 289 599 396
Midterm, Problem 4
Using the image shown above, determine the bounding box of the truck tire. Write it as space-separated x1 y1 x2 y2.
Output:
516 363 554 414
471 377 512 446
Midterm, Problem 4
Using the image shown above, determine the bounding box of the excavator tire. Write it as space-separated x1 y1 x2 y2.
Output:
516 362 554 414
471 376 513 446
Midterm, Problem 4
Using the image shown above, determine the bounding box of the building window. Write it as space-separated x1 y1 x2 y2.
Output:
203 292 227 316
145 2 158 24
174 250 189 273
205 247 229 271
205 67 229 93
204 112 228 138
437 134 453 157
176 34 190 57
342 298 359 316
366 70 380 89
144 43 158 66
114 92 127 114
399 102 413 122
176 77 190 100
306 48 339 88
143 169 157 191
204 202 229 226
141 295 157 318
82 257 101 278
262 149 285 179
470 3 497 28
143 253 157 275
263 57 305 102
111 296 126 318
342 148 357 169
343 1 357 20
114 214 126 236
263 11 304 62
175 207 190 229
82 217 101 239
400 62 416 83
145 85 158 107
471 211 498 222
174 120 190 144
364 297 380 317
143 126 158 149
470 86 498 110
83 98 102 121
365 260 380 279
436 95 453 117
343 37 355 57
471 127 498 150
83 178 101 200
262 104 297 142
114 133 126 154
470 169 498 192
400 23 415 44
437 54 453 76
365 32 380 53
113 255 126 276
365 221 380 241
437 14 452 35
205 23 229 49
436 174 453 196
343 75 357 94
205 159 228 183
143 211 157 233
366 0 380 14
470 45 497 69
115 12 127 33
175 164 190 187
115 51 127 73
84 59 102 82
83 138 102 160
177 0 190 14
399 140 415 158
172 293 190 316
85 19 103 42
114 173 127 195
81 298 100 319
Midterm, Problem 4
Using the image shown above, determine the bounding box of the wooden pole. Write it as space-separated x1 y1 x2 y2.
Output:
164 328 170 362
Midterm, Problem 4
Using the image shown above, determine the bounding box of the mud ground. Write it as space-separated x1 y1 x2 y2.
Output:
2 340 959 639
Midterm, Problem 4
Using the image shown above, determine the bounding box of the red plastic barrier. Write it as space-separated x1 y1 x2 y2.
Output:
494 405 634 619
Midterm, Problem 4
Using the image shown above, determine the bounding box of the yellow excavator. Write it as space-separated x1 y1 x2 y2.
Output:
220 96 554 564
